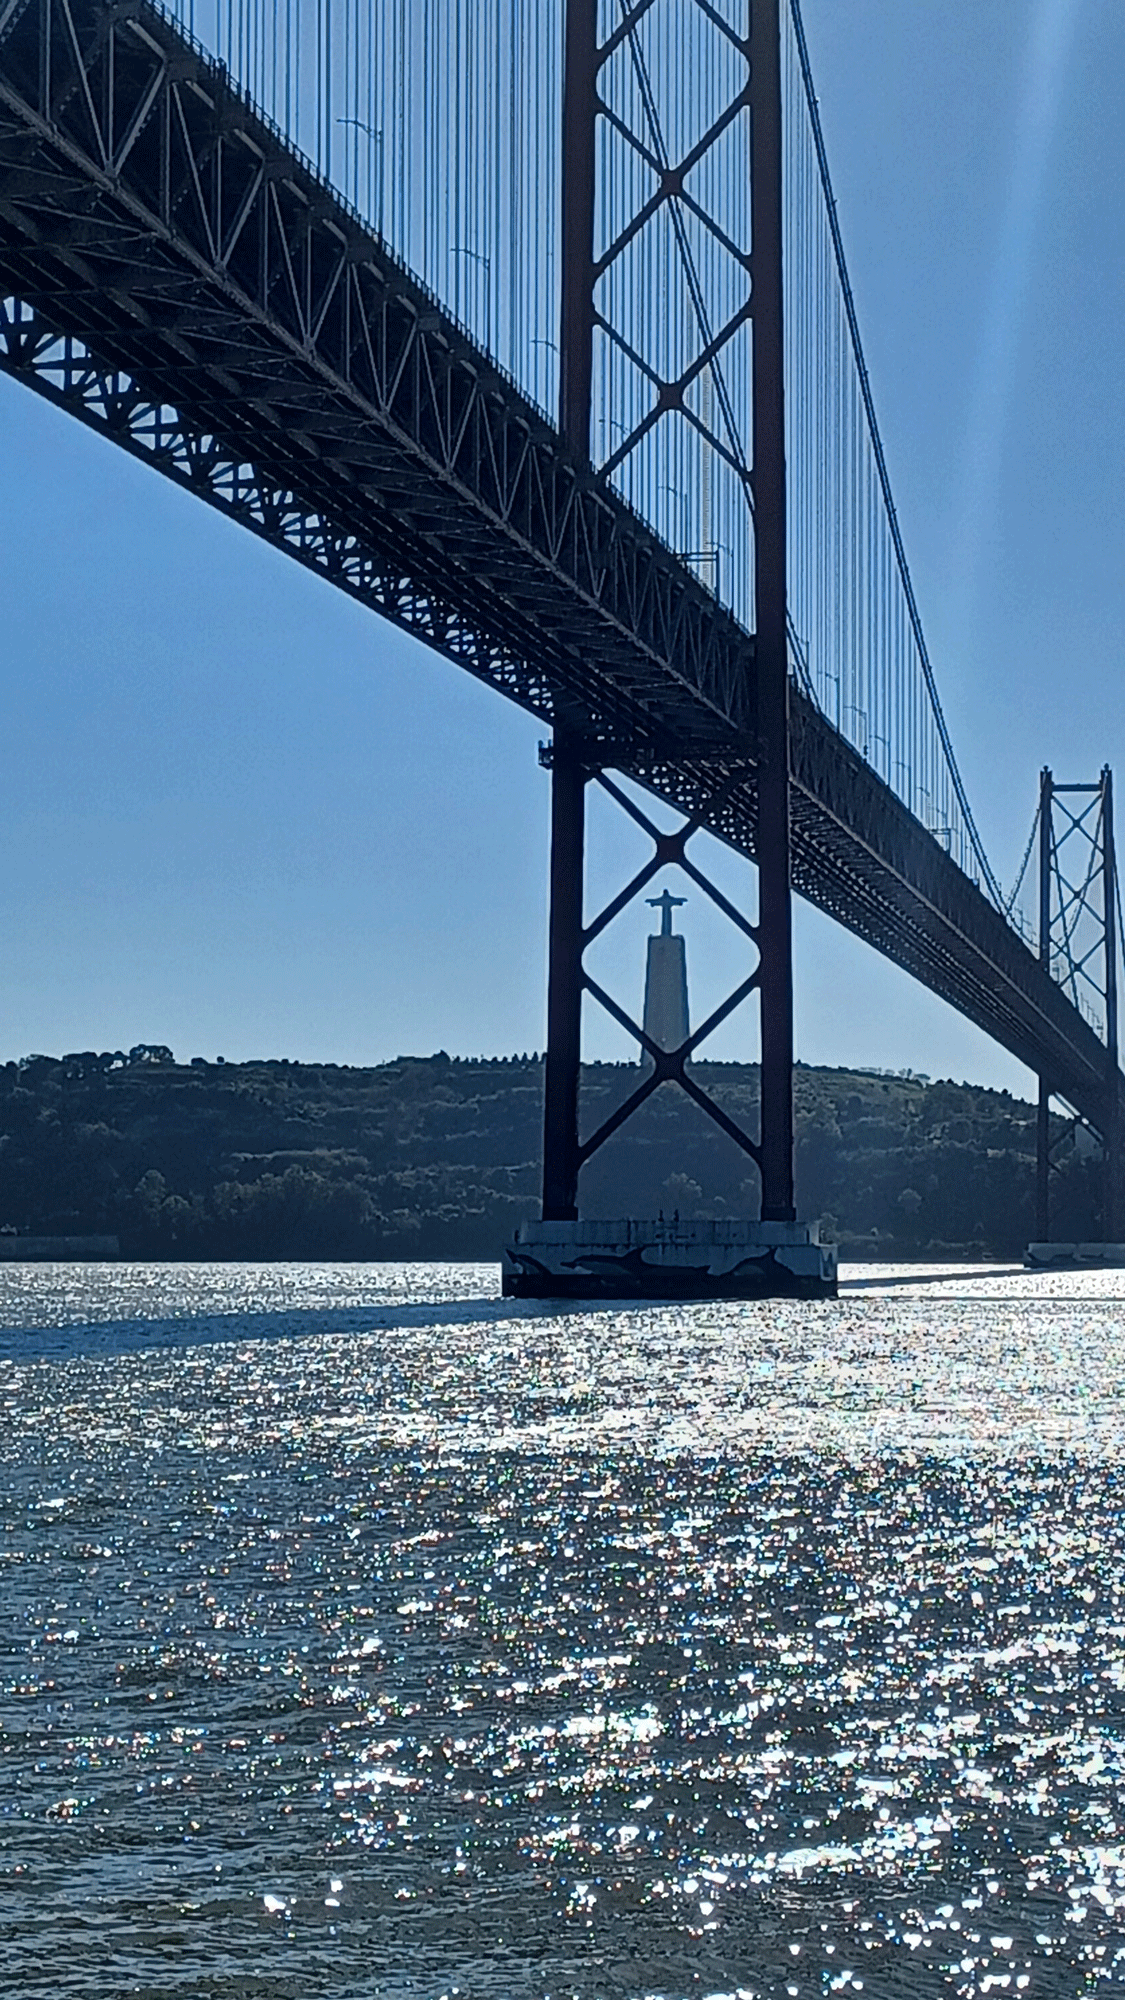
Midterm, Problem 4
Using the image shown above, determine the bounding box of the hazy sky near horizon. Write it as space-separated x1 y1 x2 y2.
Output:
0 0 1122 1095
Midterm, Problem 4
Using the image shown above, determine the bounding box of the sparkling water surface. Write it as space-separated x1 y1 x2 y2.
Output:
3 1258 1125 1997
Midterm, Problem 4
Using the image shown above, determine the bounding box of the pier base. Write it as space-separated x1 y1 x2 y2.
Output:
503 1218 836 1300
1025 1242 1125 1270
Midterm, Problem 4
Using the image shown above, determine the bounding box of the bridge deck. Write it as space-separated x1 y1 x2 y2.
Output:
0 0 1117 1134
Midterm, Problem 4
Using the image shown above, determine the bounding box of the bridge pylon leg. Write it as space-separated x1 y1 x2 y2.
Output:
1036 1079 1050 1241
750 0 795 1224
1105 1117 1125 1244
541 736 586 1222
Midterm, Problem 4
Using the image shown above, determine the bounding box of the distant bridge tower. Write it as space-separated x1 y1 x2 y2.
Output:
1035 767 1122 1244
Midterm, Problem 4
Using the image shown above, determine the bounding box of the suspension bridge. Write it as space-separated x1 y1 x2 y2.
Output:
0 0 1119 1277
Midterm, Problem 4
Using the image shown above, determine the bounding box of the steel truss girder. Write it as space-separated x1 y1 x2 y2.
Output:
0 0 1120 1144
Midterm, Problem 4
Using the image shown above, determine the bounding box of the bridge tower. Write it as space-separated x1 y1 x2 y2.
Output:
510 0 832 1298
1034 767 1123 1249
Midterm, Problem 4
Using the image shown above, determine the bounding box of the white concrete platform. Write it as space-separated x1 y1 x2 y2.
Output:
502 1217 837 1300
1025 1242 1125 1269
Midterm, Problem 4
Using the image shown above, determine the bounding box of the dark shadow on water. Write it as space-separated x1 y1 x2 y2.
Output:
0 1291 662 1362
3 1266 1118 1362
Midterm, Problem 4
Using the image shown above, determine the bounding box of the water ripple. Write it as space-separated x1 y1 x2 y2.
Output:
1 1260 1124 1996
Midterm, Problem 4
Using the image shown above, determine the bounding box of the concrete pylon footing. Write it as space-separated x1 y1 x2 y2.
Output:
1025 1242 1125 1269
503 1218 836 1299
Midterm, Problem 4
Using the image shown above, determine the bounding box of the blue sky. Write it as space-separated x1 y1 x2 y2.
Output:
0 0 1122 1092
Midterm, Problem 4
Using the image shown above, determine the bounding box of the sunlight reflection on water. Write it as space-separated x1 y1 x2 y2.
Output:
2 1259 1125 1997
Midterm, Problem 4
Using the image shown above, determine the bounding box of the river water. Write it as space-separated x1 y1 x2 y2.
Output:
2 1259 1125 1998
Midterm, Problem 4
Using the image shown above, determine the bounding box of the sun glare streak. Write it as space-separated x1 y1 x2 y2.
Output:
950 0 1081 646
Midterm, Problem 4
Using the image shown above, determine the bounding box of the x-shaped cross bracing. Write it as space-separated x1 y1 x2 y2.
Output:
593 1 752 491
576 771 762 1171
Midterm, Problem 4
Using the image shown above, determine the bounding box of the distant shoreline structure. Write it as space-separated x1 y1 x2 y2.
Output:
0 1234 119 1260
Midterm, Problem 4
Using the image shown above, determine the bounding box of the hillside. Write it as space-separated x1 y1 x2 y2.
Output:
0 1046 1103 1259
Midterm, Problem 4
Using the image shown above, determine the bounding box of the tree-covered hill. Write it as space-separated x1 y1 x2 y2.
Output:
0 1045 1102 1259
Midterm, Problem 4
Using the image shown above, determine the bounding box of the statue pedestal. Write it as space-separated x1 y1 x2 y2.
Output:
643 930 689 1052
503 1217 836 1300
